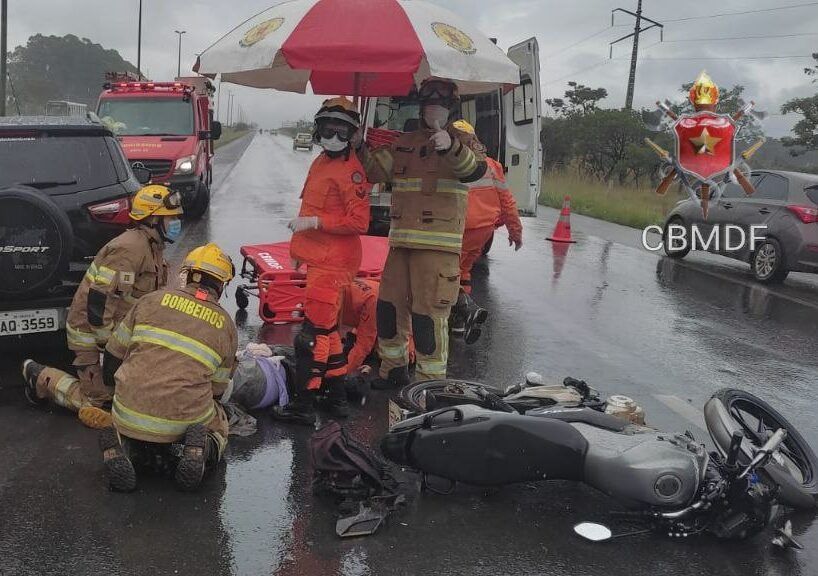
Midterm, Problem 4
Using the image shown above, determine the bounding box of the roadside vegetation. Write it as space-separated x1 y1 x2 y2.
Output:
538 59 818 229
540 172 683 229
215 125 252 149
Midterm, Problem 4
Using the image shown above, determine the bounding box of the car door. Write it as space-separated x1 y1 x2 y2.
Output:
504 37 541 216
717 173 788 261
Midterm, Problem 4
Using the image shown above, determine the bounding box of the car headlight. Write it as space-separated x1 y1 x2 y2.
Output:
174 155 196 175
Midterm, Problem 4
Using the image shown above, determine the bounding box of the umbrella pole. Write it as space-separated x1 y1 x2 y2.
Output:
353 72 360 107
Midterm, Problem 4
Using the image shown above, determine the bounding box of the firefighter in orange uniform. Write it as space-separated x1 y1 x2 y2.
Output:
98 243 238 492
21 185 183 428
449 120 523 344
275 97 370 425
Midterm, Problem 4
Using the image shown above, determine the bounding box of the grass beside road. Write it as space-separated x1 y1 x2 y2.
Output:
539 172 685 230
215 127 251 150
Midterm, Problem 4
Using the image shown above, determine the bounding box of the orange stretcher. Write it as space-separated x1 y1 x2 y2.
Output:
235 236 389 324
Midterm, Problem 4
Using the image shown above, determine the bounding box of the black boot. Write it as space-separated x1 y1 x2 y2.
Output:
371 366 411 391
322 377 350 418
174 423 209 492
449 292 469 336
459 292 488 345
21 359 48 405
99 427 137 493
271 391 316 426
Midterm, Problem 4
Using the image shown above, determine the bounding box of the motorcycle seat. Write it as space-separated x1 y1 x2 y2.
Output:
526 406 629 432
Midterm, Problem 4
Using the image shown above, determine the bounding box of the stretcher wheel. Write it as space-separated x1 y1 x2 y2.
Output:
235 286 249 310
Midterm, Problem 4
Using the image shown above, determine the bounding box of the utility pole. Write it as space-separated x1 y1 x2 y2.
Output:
174 30 186 78
1 0 7 116
137 0 143 79
610 0 663 110
216 79 221 122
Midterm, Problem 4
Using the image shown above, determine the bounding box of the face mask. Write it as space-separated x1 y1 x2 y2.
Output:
423 104 450 128
320 135 348 153
163 217 182 242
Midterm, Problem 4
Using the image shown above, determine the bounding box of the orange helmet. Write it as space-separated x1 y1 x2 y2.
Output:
315 96 360 128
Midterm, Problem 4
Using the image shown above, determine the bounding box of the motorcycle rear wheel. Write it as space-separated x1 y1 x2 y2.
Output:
709 388 818 507
397 379 509 414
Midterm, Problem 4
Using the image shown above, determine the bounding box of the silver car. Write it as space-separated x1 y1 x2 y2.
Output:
663 170 818 283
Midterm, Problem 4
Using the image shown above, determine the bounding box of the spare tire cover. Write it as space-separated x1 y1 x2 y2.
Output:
0 185 74 298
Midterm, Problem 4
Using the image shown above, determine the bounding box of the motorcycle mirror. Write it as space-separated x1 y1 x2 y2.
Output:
574 522 613 542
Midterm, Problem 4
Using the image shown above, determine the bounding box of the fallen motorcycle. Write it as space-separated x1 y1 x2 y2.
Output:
382 384 817 545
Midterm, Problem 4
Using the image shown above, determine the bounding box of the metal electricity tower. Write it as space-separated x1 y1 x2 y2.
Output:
610 0 663 110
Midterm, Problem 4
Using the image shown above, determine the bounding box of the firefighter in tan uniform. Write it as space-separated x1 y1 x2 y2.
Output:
358 79 487 387
97 243 238 492
22 185 183 428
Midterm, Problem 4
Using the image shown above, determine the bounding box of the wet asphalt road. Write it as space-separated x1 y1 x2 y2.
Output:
2 133 818 576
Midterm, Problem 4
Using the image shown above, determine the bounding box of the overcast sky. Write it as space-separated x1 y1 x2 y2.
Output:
6 0 818 136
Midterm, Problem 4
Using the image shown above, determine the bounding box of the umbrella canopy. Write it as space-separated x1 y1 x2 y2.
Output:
194 0 519 96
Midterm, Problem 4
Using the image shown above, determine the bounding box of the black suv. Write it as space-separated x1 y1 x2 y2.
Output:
0 115 151 343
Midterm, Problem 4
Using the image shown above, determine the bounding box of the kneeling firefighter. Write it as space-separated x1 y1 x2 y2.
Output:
98 243 238 492
276 97 370 425
449 119 523 344
22 185 183 428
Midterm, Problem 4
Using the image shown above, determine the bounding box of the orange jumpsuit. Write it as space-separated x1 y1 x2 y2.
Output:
290 153 370 390
460 157 523 293
341 278 417 374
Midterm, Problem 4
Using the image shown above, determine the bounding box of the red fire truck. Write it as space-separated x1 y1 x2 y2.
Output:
96 74 222 219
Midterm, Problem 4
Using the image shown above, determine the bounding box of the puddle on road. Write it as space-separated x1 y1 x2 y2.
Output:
219 438 295 576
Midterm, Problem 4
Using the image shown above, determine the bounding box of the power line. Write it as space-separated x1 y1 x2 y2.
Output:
622 54 815 61
661 32 818 42
544 59 615 86
546 25 626 58
660 2 818 23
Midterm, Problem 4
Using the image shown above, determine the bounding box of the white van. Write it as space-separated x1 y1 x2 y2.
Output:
360 37 542 236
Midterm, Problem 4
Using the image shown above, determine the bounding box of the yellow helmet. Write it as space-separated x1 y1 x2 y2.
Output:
452 119 475 135
181 243 235 284
689 70 720 107
129 185 184 220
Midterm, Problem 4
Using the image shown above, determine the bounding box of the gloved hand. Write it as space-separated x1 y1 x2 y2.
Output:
288 216 320 233
429 121 452 152
509 234 523 251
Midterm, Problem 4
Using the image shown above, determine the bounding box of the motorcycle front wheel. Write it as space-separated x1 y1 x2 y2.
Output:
707 388 818 508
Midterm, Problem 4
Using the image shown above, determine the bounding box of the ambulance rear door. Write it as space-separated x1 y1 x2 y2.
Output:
504 37 541 216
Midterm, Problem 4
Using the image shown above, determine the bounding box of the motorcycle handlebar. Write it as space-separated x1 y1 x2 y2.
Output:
739 428 787 479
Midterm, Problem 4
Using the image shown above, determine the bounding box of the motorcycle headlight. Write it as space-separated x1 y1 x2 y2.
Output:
174 155 196 175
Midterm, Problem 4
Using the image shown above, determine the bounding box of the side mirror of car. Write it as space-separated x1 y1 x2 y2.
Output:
132 166 152 185
211 121 222 140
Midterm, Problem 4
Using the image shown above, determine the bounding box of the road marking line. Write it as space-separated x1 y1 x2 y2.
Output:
653 394 707 431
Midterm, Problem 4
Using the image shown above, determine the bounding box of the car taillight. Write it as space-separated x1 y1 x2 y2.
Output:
787 205 818 224
88 197 130 225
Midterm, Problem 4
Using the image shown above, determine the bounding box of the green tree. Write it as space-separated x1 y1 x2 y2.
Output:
7 34 137 115
545 82 608 117
782 53 818 152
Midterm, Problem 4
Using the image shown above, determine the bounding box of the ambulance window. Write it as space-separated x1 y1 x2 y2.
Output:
513 79 534 125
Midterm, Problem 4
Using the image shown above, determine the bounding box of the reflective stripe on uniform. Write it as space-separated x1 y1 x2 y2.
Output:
471 176 506 191
113 323 132 347
389 228 463 249
391 178 467 196
112 395 214 437
83 262 98 283
67 324 98 349
435 181 468 196
451 149 477 177
131 324 222 371
94 265 116 286
379 342 408 360
213 367 231 384
416 358 447 377
53 374 78 408
93 324 113 343
392 178 422 192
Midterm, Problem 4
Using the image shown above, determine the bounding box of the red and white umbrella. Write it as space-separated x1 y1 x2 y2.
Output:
194 0 519 96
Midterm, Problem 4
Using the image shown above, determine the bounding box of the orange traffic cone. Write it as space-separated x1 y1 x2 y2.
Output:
547 196 577 243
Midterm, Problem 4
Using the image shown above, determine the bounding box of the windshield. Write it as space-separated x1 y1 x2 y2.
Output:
97 97 194 136
0 134 119 194
374 97 420 132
